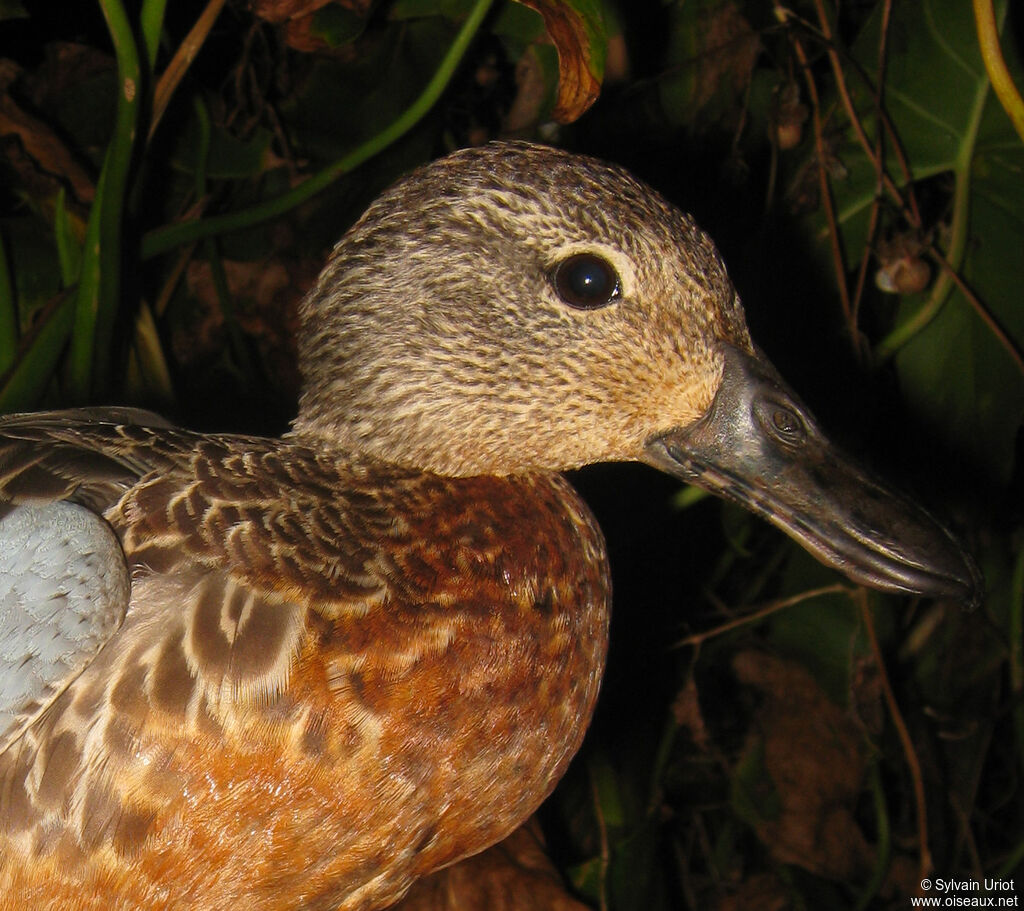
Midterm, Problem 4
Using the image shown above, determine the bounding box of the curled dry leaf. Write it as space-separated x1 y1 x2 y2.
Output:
250 0 370 51
731 650 876 880
395 818 589 911
672 674 712 754
0 59 95 207
182 255 308 397
693 1 759 114
513 0 605 123
771 82 807 151
875 233 931 295
250 0 369 24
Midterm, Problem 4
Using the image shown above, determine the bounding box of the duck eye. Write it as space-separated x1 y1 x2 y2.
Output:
553 253 621 310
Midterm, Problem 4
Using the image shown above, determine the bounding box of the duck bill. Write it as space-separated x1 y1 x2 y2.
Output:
642 345 982 606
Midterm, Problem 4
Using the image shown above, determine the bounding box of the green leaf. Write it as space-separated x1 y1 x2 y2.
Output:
70 0 142 399
139 0 167 68
53 188 83 287
171 119 275 180
513 0 606 121
0 291 74 412
310 4 367 47
825 0 1024 482
491 0 545 43
588 752 627 829
143 0 495 258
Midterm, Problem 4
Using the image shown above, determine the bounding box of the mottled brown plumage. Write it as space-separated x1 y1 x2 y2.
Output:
0 419 607 910
0 142 979 910
294 143 746 475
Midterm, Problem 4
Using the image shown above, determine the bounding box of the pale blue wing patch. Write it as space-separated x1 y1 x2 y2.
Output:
0 502 129 754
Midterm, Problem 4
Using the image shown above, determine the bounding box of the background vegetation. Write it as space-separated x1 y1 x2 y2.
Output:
0 0 1021 908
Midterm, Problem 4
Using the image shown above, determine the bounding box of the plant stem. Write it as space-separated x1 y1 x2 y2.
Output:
858 591 932 881
140 0 168 71
0 291 76 411
142 0 495 260
150 0 227 141
973 0 1024 144
852 762 891 911
776 5 853 337
70 0 141 398
875 23 993 361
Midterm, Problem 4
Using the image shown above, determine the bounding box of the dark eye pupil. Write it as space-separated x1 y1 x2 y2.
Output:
554 253 620 309
566 261 609 298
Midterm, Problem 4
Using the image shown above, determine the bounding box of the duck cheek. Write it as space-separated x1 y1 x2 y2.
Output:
635 370 721 452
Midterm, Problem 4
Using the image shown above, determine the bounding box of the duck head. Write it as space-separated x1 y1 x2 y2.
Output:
294 141 981 605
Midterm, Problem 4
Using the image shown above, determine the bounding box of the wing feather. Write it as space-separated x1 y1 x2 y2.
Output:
0 502 129 753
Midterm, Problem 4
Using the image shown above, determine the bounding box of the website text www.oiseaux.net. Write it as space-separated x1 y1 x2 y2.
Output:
910 879 1018 908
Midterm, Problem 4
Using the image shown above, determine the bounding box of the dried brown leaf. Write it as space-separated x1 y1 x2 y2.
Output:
732 650 875 880
0 59 95 207
515 0 602 123
249 0 367 25
396 819 589 911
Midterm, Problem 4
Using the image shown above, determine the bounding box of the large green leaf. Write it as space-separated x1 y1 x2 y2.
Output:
828 0 1024 481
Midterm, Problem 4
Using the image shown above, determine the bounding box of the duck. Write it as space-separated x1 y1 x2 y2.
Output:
0 141 980 911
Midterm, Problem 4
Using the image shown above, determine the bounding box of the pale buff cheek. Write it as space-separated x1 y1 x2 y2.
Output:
600 331 722 443
530 371 719 469
630 359 720 439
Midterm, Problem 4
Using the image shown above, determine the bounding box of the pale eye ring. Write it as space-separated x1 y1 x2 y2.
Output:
553 253 621 310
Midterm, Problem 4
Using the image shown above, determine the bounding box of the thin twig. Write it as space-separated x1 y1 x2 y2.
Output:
809 0 880 348
142 0 496 258
811 0 885 203
851 0 893 340
870 0 923 228
784 4 922 229
950 793 985 884
801 1 922 231
674 584 848 649
875 0 894 98
927 247 1024 376
150 0 229 141
152 198 206 318
850 194 880 357
857 590 932 882
775 5 853 333
1010 547 1024 788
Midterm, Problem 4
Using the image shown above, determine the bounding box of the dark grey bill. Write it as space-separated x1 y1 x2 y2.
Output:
642 344 983 607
